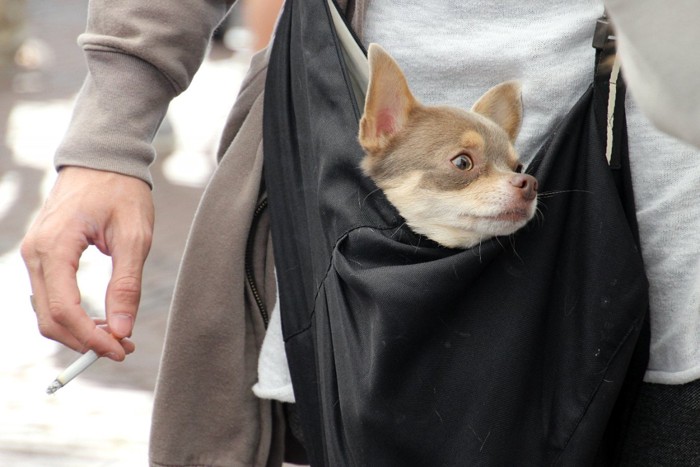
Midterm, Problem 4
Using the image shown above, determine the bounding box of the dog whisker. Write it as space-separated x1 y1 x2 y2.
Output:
537 189 591 199
495 235 505 250
413 233 423 253
509 234 524 263
390 222 407 239
476 240 484 263
360 187 383 208
534 206 545 225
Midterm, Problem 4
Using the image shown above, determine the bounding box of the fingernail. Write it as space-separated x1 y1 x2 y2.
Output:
104 352 120 361
111 314 133 337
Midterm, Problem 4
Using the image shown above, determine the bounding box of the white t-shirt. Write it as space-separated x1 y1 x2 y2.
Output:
363 0 700 385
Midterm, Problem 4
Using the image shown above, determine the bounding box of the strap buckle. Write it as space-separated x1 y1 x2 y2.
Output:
592 14 614 50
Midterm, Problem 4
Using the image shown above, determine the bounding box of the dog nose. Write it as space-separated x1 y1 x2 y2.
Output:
509 174 538 200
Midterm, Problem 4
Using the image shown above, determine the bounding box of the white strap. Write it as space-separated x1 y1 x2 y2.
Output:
605 57 621 165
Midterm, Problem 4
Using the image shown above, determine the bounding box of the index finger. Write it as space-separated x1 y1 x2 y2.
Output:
39 248 127 359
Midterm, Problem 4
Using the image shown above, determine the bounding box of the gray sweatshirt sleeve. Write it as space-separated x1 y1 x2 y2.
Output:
54 0 234 187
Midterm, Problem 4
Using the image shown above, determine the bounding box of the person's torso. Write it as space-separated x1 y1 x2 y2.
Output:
360 0 700 384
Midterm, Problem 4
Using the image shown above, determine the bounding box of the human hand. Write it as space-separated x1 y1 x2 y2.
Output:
21 167 154 360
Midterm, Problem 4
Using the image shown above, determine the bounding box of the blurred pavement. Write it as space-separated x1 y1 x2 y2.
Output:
1 0 252 464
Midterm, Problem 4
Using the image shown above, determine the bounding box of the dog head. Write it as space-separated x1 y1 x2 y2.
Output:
359 44 537 249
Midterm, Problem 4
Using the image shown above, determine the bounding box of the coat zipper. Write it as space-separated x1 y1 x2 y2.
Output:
245 198 270 328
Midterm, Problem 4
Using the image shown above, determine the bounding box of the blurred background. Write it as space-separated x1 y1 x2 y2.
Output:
0 0 279 465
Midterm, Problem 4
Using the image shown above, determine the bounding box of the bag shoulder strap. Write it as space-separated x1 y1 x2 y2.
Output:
592 11 626 169
328 0 368 110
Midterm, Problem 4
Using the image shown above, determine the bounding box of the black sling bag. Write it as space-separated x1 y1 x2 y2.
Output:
263 1 649 464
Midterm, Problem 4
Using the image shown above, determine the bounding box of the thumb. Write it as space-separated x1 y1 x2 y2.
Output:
106 236 151 339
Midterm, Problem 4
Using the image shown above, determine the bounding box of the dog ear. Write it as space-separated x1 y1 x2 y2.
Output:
359 44 417 153
471 81 522 144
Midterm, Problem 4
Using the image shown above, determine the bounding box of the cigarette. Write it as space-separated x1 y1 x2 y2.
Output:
46 350 100 395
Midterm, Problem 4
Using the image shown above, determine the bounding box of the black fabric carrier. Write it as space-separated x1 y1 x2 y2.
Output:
263 1 649 465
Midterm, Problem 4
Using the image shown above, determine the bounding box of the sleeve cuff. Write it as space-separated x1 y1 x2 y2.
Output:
54 49 178 187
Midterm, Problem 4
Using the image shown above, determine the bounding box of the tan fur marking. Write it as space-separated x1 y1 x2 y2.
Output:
460 131 485 151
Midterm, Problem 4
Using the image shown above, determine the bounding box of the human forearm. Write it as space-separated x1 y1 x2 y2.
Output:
55 0 234 185
24 0 235 359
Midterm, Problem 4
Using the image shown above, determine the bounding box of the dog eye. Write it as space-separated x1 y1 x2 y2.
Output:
451 154 473 171
515 163 524 173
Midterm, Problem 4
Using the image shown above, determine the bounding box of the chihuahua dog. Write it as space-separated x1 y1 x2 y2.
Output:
359 44 538 249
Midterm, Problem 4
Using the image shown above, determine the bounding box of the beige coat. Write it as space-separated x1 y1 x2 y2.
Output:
149 48 283 466
147 2 364 466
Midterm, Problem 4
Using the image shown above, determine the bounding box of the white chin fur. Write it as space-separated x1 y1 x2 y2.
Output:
409 215 531 249
381 173 537 249
384 185 536 249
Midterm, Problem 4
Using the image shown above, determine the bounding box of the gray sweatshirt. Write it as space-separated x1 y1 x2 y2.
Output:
361 0 700 385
